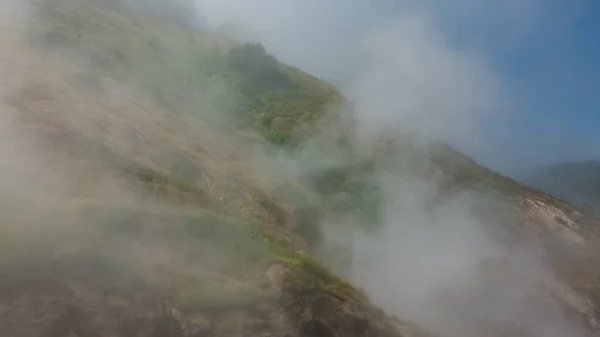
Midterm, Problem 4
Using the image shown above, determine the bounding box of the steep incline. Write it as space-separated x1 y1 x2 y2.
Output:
0 2 426 337
518 160 600 213
1 0 600 336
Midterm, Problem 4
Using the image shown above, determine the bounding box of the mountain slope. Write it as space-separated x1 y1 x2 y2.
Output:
1 0 600 336
33 0 341 145
518 160 600 213
322 136 600 331
0 1 427 337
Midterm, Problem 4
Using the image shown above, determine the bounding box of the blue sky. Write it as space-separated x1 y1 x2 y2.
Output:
471 0 600 171
199 0 599 172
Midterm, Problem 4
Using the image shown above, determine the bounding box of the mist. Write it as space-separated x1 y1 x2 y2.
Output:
194 1 599 336
198 0 596 173
0 0 597 336
0 4 286 334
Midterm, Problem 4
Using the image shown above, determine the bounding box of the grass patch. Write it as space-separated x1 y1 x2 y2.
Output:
279 254 363 302
75 202 295 264
75 202 301 306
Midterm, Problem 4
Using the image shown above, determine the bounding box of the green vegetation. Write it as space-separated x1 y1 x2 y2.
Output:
0 200 298 310
280 253 363 302
34 0 339 146
31 0 561 306
32 0 542 255
5 1 582 334
78 203 294 262
67 199 379 314
31 0 357 248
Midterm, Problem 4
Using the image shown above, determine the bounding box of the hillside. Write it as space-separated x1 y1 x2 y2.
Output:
0 1 424 337
1 0 600 336
33 0 340 145
517 160 600 214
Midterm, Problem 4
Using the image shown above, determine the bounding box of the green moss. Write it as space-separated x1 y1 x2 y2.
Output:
279 254 363 302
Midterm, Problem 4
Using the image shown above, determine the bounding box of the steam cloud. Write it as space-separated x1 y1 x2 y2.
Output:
0 0 595 336
197 1 596 336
